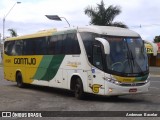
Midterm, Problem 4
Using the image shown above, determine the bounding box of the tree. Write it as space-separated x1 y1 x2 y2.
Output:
8 29 18 37
154 36 160 43
84 0 128 28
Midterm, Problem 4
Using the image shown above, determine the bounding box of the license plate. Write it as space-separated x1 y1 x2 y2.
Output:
129 88 137 93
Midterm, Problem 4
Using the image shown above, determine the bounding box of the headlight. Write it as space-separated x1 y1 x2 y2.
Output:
106 77 120 85
145 80 149 83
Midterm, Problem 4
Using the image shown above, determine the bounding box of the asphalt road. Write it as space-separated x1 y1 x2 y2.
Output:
0 67 160 120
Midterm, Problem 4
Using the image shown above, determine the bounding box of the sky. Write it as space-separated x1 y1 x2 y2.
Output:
0 0 160 42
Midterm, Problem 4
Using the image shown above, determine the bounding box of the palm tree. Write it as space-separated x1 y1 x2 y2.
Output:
154 35 160 43
8 29 18 37
84 0 128 28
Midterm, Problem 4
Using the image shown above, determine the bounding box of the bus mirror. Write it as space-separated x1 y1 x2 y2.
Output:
95 38 110 54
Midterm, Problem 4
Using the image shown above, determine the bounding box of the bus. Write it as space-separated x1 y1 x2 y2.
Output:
3 26 150 99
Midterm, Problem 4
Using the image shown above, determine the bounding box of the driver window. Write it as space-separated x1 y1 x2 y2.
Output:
92 45 103 70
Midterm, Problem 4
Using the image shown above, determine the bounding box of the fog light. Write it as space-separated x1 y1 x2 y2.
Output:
115 81 120 85
108 88 113 93
145 80 148 83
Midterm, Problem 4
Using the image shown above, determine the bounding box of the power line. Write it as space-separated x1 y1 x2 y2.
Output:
130 24 160 29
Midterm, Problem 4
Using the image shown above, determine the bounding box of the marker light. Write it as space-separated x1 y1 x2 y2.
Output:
108 88 113 93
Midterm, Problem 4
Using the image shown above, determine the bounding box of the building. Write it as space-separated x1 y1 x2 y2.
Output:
145 42 160 67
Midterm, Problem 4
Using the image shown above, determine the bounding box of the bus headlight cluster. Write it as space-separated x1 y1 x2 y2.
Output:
145 80 149 83
107 78 120 85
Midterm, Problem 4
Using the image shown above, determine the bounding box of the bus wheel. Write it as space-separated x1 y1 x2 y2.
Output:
16 72 25 88
75 78 85 99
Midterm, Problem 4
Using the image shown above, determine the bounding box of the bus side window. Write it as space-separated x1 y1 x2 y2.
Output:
92 44 103 70
23 39 36 55
49 33 80 55
56 35 63 54
80 32 95 63
49 35 64 55
4 41 15 55
71 33 81 54
49 35 58 54
12 40 23 56
63 33 80 54
63 33 73 54
35 37 48 55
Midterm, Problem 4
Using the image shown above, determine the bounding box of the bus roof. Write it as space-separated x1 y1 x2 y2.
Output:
6 26 140 41
6 29 57 41
78 26 140 37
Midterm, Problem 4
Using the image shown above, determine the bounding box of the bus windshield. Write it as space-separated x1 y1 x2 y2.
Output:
80 32 149 77
106 37 149 76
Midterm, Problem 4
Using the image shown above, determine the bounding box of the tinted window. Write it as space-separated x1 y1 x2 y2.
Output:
5 32 81 56
56 35 63 54
12 40 23 55
63 33 80 54
93 44 103 70
70 33 81 54
23 39 36 55
35 37 48 55
80 32 95 62
23 37 48 55
48 35 58 54
4 41 15 55
48 33 80 55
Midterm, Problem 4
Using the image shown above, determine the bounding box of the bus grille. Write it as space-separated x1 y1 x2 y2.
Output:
119 82 146 87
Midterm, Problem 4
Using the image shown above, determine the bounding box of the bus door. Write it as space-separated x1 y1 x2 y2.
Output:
89 43 105 95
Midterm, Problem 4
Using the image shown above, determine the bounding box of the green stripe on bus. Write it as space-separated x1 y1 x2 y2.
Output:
135 74 149 81
33 55 53 80
41 55 65 80
33 55 65 81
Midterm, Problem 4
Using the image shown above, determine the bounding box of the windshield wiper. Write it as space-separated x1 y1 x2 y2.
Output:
125 41 133 73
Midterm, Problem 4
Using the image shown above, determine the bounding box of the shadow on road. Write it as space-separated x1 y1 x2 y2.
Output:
10 84 74 97
7 84 149 103
83 94 147 103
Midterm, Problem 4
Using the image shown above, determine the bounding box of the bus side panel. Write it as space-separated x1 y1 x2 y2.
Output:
4 66 17 82
32 55 65 87
25 55 49 84
58 55 89 92
3 54 43 84
3 55 25 82
25 67 39 84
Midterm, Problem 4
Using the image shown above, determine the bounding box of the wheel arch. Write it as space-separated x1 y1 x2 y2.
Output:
15 69 23 81
70 74 86 91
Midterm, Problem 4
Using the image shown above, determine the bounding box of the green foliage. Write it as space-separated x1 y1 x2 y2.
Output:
154 36 160 43
8 29 18 37
84 0 128 28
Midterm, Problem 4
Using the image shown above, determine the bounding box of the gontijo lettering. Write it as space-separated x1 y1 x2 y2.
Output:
14 58 36 65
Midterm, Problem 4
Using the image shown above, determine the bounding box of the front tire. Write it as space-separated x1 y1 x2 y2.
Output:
16 72 25 88
75 78 85 99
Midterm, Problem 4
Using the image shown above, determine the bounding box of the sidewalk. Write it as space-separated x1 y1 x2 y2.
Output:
149 67 160 77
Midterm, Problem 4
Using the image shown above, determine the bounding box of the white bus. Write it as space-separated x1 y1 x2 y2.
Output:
4 26 150 99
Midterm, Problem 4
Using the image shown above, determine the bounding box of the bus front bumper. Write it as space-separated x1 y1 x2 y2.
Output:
105 81 150 96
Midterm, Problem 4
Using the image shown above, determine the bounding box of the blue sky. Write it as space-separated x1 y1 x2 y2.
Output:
0 0 160 42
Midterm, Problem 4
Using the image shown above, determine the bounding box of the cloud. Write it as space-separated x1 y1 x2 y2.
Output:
0 0 160 41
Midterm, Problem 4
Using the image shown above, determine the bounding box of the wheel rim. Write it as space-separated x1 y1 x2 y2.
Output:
75 84 80 97
16 74 23 87
17 79 21 87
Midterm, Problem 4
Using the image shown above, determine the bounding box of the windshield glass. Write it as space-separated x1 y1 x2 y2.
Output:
106 37 148 75
80 32 149 77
